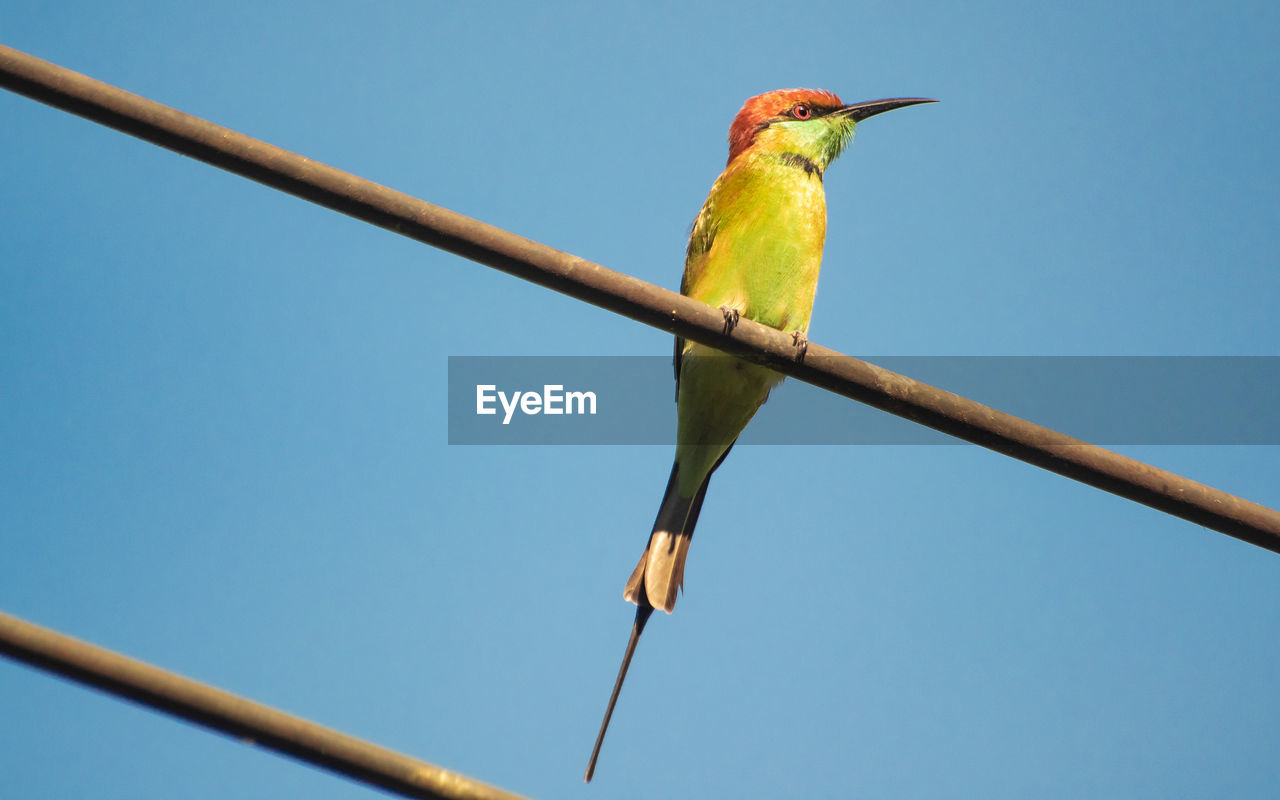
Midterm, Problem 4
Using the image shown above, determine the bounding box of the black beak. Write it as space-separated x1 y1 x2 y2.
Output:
836 97 937 122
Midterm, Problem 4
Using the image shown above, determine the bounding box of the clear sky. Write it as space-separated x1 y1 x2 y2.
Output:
2 2 1279 798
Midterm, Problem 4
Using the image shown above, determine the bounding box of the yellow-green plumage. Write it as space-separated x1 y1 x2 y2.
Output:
670 160 826 493
586 89 934 782
626 94 849 610
684 155 828 332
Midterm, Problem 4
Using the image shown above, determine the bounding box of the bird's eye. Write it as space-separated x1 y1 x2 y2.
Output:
790 104 811 120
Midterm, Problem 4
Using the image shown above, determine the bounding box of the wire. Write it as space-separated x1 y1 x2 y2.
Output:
0 611 532 800
2 43 1277 552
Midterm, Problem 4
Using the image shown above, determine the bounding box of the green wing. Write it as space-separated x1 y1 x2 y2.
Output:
674 198 720 396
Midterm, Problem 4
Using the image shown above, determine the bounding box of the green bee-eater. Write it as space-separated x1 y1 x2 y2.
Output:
586 88 934 781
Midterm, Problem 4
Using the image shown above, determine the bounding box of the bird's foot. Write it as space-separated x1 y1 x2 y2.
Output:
719 305 740 336
791 330 808 362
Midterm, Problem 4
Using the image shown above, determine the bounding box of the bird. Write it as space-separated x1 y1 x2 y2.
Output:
584 89 934 781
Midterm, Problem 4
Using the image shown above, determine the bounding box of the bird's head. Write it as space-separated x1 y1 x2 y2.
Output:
726 89 935 170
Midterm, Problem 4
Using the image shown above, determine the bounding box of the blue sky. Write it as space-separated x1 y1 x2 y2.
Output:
2 2 1279 798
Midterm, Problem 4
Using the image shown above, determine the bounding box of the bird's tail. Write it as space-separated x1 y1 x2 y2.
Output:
622 457 718 613
584 464 705 781
586 446 732 781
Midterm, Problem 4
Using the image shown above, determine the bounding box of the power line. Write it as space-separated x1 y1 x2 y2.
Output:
4 44 1275 553
1 45 1276 542
0 611 532 800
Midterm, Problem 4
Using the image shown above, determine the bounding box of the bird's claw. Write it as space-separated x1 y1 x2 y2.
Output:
720 305 740 336
791 330 808 362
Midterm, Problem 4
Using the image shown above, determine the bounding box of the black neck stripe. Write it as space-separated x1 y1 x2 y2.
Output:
778 152 823 181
